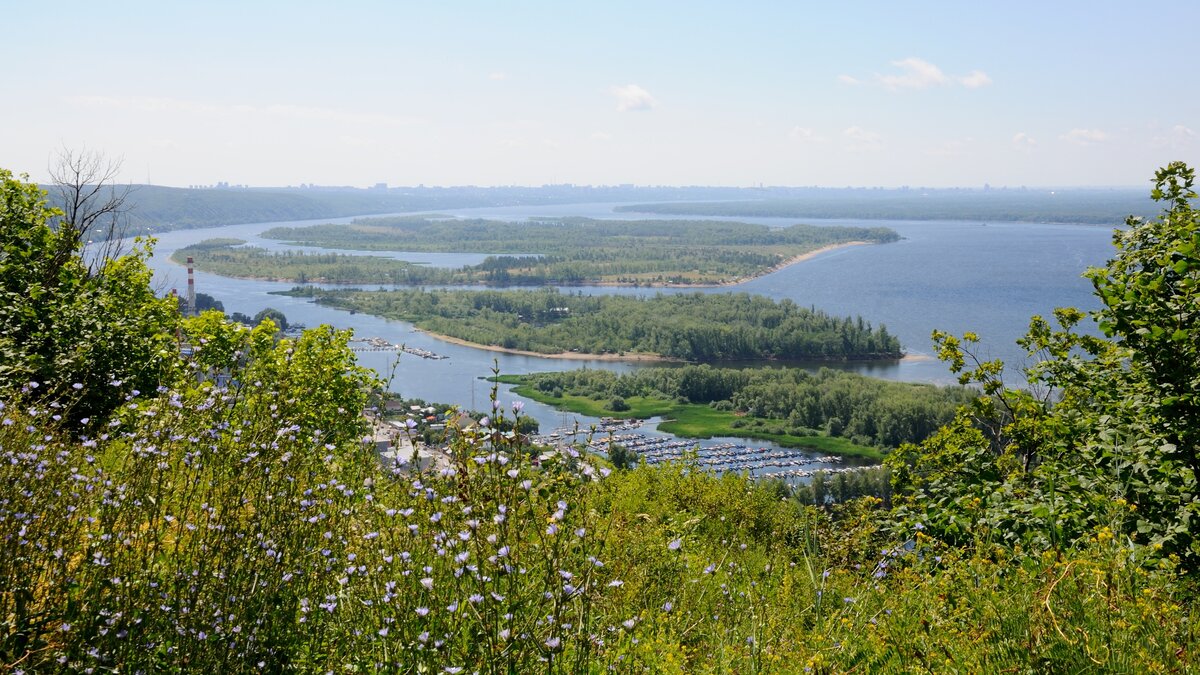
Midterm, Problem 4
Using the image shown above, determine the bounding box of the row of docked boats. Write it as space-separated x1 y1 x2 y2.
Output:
537 427 853 480
350 336 449 360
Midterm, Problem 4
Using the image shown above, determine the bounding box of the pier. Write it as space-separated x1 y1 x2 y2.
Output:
350 336 449 360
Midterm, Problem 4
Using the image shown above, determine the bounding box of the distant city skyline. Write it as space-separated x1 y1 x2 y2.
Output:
3 1 1197 188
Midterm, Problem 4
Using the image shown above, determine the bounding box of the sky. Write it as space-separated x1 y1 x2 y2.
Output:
3 1 1198 188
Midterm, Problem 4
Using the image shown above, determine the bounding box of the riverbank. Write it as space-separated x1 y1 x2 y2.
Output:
412 329 680 362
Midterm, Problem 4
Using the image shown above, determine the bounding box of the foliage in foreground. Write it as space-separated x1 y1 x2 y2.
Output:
3 165 1200 672
887 162 1200 569
2 376 1195 672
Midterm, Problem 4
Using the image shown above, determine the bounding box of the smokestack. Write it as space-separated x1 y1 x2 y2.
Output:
186 257 196 317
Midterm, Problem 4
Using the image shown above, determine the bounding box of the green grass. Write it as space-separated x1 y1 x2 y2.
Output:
498 376 884 460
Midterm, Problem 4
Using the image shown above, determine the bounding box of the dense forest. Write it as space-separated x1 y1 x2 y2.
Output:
4 164 1200 672
507 366 977 450
288 288 903 362
261 216 898 285
617 187 1160 224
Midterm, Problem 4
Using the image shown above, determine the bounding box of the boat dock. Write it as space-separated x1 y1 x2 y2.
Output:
350 336 449 360
535 426 851 481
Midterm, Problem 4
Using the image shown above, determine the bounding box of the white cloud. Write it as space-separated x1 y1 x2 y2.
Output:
878 57 949 90
1012 132 1037 147
1060 128 1110 145
924 138 973 157
591 131 613 141
788 126 824 142
489 72 508 81
1170 124 1197 144
959 70 992 88
609 84 657 112
843 126 882 151
844 58 991 91
1151 124 1198 149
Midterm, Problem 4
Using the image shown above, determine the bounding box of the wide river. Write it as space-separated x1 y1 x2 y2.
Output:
140 202 1117 467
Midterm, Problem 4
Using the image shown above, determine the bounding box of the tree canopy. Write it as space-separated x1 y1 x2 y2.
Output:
888 162 1200 568
0 168 179 423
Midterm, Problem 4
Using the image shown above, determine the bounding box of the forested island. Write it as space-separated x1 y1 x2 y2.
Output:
171 238 441 284
258 216 898 285
499 366 976 458
284 288 903 361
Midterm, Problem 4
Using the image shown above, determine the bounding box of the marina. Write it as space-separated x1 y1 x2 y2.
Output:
350 336 450 360
536 423 851 481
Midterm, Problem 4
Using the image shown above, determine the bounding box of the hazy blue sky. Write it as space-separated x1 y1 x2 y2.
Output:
4 1 1197 188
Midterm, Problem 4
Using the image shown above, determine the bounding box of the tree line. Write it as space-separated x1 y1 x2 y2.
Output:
517 365 975 449
289 287 904 362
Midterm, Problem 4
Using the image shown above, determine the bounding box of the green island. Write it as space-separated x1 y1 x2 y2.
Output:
283 287 902 362
6 164 1200 672
497 366 976 460
171 238 444 284
255 215 899 285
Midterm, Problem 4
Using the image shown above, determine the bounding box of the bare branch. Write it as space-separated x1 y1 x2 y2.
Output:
48 147 137 276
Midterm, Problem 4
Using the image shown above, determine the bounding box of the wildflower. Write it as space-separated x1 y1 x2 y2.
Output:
479 416 490 428
72 382 83 390
608 580 624 587
544 636 561 650
378 628 388 637
622 619 636 630
420 577 434 590
662 601 673 612
512 401 524 413
416 607 430 617
469 594 484 605
668 538 682 551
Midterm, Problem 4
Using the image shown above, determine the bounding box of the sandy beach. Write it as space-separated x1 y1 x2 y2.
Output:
411 330 680 362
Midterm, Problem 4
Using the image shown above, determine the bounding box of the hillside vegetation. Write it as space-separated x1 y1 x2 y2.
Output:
2 165 1199 672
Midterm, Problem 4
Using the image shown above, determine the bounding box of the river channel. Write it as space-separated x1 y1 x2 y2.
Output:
139 203 1117 473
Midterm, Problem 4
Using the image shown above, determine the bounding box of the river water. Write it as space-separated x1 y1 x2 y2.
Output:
140 203 1117 468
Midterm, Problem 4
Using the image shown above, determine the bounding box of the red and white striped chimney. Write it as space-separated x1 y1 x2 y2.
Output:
186 256 196 316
